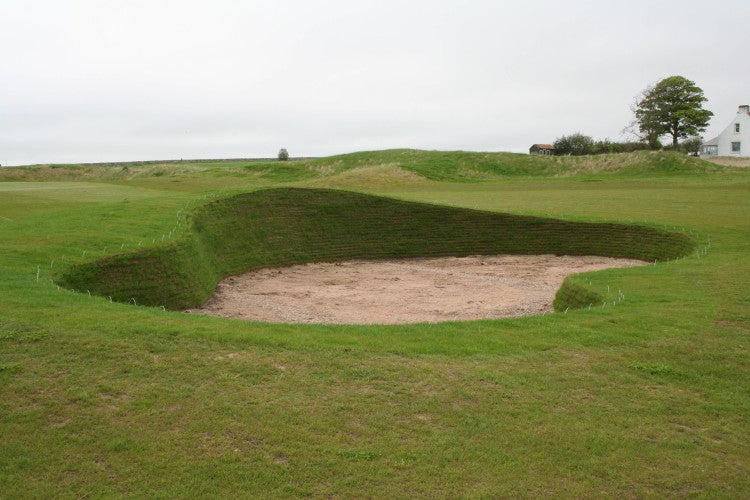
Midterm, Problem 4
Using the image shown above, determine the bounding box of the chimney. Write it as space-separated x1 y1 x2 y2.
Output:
740 105 750 114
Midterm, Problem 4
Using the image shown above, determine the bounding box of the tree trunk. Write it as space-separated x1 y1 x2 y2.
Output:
673 135 679 148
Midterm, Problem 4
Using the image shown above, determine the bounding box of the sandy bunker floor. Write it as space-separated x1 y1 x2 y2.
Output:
191 255 645 324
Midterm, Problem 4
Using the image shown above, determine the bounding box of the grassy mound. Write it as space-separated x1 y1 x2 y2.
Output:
306 149 725 181
1 149 728 183
58 188 696 312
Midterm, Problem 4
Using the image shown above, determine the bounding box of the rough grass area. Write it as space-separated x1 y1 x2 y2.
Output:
703 156 750 167
1 149 730 184
306 149 726 181
57 188 694 311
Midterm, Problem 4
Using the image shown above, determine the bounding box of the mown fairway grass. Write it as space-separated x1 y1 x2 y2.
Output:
0 150 748 497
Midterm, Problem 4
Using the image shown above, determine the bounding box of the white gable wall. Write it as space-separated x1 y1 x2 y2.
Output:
710 106 750 157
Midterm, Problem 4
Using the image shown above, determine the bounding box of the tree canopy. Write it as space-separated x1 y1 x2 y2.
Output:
633 76 712 148
553 133 595 156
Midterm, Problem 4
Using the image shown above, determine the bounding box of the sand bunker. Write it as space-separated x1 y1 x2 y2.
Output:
190 255 645 324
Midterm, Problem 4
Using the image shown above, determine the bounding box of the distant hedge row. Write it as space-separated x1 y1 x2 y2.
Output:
553 133 701 156
58 188 696 313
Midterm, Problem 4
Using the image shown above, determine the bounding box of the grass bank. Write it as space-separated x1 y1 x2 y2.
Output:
58 188 694 310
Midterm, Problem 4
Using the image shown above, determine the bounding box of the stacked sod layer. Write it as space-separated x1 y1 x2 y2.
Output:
57 188 696 312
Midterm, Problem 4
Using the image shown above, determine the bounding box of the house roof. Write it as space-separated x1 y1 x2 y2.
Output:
532 144 554 149
702 136 719 146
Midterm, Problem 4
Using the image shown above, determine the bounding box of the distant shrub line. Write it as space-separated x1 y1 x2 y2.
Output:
57 189 696 314
552 133 702 156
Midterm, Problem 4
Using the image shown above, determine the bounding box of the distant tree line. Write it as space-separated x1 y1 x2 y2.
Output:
552 133 701 156
551 76 711 156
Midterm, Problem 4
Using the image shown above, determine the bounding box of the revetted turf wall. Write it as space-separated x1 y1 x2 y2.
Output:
58 188 696 312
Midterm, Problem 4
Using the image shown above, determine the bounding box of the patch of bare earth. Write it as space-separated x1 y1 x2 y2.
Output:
190 255 645 324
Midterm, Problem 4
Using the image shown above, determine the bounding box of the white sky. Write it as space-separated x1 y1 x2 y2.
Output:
1 0 748 165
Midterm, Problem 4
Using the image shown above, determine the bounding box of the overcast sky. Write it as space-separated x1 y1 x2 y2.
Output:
1 0 748 165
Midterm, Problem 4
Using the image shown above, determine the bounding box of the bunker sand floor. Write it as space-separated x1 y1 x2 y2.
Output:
191 254 646 324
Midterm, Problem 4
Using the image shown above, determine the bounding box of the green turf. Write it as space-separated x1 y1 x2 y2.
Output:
0 150 748 497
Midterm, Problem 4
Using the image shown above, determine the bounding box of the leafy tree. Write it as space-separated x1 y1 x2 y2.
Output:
278 148 289 161
553 133 594 156
617 141 651 153
633 76 712 149
625 88 662 149
592 139 624 154
681 136 703 154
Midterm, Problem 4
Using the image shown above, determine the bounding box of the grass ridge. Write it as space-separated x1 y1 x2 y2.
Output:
1 149 729 183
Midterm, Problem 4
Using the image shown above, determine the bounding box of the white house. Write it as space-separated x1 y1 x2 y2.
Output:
700 105 750 157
